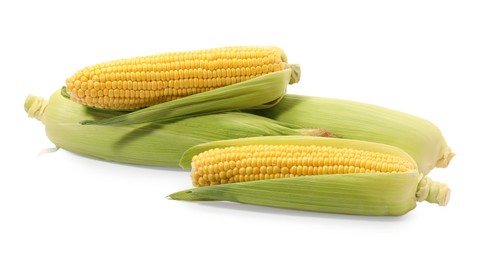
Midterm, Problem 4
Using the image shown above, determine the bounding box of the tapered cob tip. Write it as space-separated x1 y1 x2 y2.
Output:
416 176 451 206
24 94 48 121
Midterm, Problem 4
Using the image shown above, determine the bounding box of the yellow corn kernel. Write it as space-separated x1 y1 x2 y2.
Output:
66 46 289 110
190 144 416 187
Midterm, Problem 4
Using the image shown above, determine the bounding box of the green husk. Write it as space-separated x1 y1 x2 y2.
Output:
250 94 454 175
170 136 450 216
169 173 420 216
80 69 293 126
24 90 327 167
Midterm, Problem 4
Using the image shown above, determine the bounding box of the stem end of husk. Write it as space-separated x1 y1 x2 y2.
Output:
24 94 48 121
436 147 455 168
416 176 451 206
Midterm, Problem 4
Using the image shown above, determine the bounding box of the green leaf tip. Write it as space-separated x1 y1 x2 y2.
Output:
168 190 216 201
60 86 71 99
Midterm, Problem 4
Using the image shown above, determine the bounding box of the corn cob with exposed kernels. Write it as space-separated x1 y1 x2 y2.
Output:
170 136 451 216
190 144 415 187
66 46 298 110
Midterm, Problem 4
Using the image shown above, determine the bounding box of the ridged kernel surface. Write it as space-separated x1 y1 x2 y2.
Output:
190 144 416 187
66 46 286 109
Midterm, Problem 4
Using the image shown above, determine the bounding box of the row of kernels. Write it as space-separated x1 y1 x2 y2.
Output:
195 155 410 171
91 57 282 73
68 75 257 92
69 66 268 83
197 152 372 170
195 162 382 179
192 164 409 187
192 161 409 187
69 85 214 99
67 78 238 94
73 95 179 109
84 97 155 108
149 49 282 63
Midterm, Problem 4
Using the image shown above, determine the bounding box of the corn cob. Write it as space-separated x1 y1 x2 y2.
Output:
250 94 454 175
189 144 415 187
66 46 299 110
79 68 297 126
24 90 329 167
170 136 451 216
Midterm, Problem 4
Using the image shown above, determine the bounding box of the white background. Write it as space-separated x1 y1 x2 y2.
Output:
1 0 483 259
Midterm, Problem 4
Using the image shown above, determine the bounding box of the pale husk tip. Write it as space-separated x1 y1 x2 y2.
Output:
436 147 455 168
